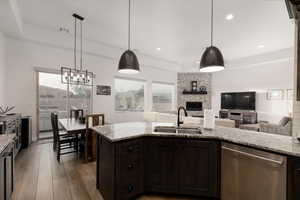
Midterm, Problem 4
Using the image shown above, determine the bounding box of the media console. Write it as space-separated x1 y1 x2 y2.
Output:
219 110 257 127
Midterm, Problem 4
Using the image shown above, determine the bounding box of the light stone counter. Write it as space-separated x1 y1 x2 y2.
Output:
91 122 300 157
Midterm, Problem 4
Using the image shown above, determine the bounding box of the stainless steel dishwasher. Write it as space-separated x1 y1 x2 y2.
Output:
221 142 287 200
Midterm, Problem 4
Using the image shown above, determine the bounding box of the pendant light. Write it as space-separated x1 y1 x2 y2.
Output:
200 0 225 73
61 14 94 85
118 0 140 74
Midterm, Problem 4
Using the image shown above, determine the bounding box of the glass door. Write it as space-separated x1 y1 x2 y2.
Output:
69 84 92 117
37 71 92 140
38 72 68 139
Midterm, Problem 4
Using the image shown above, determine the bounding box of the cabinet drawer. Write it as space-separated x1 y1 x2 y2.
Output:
118 156 141 177
116 179 143 200
117 141 143 182
118 140 142 155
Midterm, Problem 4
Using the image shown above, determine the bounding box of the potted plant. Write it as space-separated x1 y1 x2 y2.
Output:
79 116 86 124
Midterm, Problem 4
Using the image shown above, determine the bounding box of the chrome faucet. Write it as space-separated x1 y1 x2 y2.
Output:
177 106 188 127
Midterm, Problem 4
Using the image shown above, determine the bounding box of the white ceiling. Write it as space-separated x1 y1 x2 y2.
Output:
5 0 296 69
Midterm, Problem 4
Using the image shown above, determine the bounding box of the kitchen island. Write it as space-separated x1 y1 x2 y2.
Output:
92 122 300 200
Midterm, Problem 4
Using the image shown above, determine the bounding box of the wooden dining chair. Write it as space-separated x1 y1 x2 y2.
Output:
50 113 58 151
70 107 84 120
85 114 105 161
51 113 79 162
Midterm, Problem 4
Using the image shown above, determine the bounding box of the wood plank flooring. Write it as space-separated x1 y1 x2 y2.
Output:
11 141 204 200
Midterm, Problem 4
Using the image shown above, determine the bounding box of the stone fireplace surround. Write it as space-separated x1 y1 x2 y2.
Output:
177 73 212 116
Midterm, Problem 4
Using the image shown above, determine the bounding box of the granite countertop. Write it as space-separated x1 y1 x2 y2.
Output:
91 122 300 158
0 134 16 153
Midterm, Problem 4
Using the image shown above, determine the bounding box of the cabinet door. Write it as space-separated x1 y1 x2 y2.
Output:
0 156 5 200
144 138 179 193
116 139 143 200
5 151 13 200
179 140 219 197
287 157 300 200
98 136 115 200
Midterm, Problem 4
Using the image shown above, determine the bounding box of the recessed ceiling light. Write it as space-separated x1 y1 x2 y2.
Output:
258 45 265 48
225 14 234 21
156 47 161 51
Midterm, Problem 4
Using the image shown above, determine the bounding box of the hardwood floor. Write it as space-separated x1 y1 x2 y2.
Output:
11 141 204 200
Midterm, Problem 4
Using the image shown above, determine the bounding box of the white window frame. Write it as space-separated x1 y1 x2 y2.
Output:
114 76 147 112
151 81 176 112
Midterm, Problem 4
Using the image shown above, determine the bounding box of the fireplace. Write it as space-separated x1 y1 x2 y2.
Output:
186 102 203 111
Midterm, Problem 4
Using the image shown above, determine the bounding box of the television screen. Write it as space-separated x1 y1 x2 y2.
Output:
221 92 256 110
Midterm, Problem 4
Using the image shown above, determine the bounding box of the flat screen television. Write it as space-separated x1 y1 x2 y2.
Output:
221 92 256 110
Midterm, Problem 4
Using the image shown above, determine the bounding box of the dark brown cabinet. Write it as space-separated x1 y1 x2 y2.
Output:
144 138 219 198
97 135 115 200
288 157 300 200
116 139 144 200
97 135 220 200
97 136 143 200
178 140 219 197
144 138 179 193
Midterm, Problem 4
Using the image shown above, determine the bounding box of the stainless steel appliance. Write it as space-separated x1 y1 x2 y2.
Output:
221 142 286 200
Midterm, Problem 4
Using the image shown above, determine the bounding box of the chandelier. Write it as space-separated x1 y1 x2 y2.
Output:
61 14 93 85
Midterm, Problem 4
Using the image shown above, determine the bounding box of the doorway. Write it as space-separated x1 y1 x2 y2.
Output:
37 71 92 140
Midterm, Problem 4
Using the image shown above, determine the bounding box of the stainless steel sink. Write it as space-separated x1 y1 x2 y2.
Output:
154 126 202 134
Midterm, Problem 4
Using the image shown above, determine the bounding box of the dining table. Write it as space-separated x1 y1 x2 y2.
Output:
58 117 100 161
58 118 86 134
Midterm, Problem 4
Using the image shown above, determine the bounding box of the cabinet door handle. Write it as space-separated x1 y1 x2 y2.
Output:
127 185 134 193
127 146 134 152
127 164 134 170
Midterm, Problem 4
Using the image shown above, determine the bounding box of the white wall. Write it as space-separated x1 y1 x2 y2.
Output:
212 59 294 123
4 37 177 140
0 32 6 105
293 21 300 139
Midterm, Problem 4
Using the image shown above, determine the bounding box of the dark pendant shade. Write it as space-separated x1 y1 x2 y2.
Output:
200 46 225 73
118 50 140 74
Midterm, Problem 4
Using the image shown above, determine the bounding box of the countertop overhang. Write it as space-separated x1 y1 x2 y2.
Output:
91 122 300 158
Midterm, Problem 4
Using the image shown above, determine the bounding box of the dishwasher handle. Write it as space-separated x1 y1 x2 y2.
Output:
222 146 284 165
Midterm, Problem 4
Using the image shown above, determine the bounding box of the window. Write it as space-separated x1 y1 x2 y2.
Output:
69 84 92 114
266 89 284 100
152 82 175 112
115 78 145 111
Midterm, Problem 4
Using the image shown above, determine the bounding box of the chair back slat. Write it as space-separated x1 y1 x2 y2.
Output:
51 113 60 140
50 112 59 151
86 114 105 128
51 113 55 137
70 108 84 120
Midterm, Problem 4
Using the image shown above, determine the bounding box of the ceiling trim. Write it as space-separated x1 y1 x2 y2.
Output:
6 34 180 73
8 0 23 34
225 57 293 71
23 21 182 68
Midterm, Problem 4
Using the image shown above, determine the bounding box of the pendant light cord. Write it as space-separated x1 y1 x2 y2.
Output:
74 17 77 70
211 0 214 46
128 0 131 50
80 20 83 71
